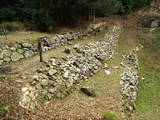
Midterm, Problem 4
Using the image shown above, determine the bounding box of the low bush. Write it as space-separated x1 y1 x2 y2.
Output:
0 105 10 117
102 111 118 120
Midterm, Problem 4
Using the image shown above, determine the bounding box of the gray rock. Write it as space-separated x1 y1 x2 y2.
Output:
73 44 81 49
0 65 11 73
0 53 3 59
48 69 57 76
0 60 3 65
24 50 34 58
41 79 49 86
21 42 32 48
63 71 70 79
151 19 160 28
10 47 16 51
17 49 24 54
15 43 22 49
81 86 96 97
67 33 73 40
64 47 71 54
11 52 23 61
1 50 12 57
4 57 11 62
50 58 56 66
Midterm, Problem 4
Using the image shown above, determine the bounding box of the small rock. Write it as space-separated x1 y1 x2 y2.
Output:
10 47 16 51
48 69 57 76
11 52 23 61
24 50 34 58
104 63 108 69
50 58 56 66
41 79 49 86
81 86 96 97
64 47 71 54
4 57 11 62
0 65 11 73
22 76 27 79
68 41 73 45
1 50 12 57
105 70 111 75
21 42 32 48
0 60 3 65
63 71 70 79
113 66 120 69
151 19 160 28
73 44 81 49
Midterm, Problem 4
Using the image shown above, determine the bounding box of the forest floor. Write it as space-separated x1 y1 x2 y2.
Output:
0 11 160 120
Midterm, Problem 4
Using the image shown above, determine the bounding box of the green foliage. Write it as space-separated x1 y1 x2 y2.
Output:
0 21 24 31
102 111 118 120
0 7 17 21
0 0 153 31
0 105 10 116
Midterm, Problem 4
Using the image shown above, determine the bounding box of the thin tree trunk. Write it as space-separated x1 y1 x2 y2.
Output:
3 27 7 40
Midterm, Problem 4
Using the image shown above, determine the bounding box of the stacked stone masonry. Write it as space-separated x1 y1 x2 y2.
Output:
120 51 139 120
0 22 105 65
19 26 120 109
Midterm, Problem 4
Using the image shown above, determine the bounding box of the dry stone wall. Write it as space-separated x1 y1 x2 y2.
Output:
19 26 120 110
0 43 37 65
120 51 139 120
0 23 105 65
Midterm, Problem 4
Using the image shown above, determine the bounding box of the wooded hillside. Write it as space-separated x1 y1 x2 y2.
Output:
0 0 152 31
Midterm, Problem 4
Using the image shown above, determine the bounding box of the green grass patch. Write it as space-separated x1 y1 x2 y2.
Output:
0 104 10 116
102 111 118 120
135 35 160 119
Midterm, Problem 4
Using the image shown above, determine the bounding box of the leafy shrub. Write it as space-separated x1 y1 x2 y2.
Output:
0 105 10 116
102 111 118 120
0 7 17 21
95 0 125 16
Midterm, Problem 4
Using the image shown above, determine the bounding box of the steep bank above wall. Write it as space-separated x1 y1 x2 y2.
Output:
19 26 120 110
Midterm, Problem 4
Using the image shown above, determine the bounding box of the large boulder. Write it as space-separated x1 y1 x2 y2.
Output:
81 86 96 97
